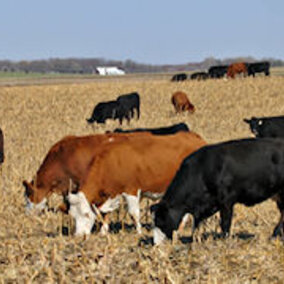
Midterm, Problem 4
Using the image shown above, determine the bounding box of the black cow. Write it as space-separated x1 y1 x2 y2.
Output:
0 128 4 165
190 72 209 80
247 61 270 77
113 123 190 135
117 92 140 120
151 138 284 244
86 100 129 125
244 116 284 138
208 65 228 79
171 73 187 82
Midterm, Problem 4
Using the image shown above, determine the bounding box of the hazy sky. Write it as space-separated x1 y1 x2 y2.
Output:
0 0 283 64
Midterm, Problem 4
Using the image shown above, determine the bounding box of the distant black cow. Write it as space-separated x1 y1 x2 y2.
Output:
0 128 4 166
171 73 187 82
117 92 140 120
113 123 190 135
208 65 228 79
190 72 209 80
151 138 284 244
244 116 284 138
86 100 129 125
247 61 270 77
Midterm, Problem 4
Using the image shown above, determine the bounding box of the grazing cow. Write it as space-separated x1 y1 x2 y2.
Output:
23 133 150 212
0 128 4 166
190 72 209 80
66 132 207 236
171 73 187 82
247 61 270 77
171 91 195 113
227 62 247 78
86 101 120 124
113 123 190 135
208 65 228 79
151 138 284 245
244 116 284 138
117 92 140 120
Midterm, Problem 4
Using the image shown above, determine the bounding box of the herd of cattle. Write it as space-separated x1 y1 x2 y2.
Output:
86 91 195 126
172 61 270 81
1 80 284 246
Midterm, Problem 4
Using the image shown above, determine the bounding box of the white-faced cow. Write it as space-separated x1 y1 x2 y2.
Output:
66 132 206 236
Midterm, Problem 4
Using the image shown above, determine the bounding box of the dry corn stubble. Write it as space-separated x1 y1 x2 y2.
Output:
1 75 284 283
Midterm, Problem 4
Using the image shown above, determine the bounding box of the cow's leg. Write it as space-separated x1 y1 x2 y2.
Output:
122 190 141 234
272 193 284 238
126 113 131 125
136 107 140 120
220 205 233 238
119 116 123 125
100 214 110 235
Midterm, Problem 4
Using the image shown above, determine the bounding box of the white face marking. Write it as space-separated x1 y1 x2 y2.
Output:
122 190 141 234
258 120 263 126
99 195 121 213
153 226 166 245
108 137 114 142
25 197 47 213
68 192 96 236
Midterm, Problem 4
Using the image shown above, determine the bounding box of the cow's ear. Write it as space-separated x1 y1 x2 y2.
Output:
58 202 69 214
23 180 34 197
151 202 168 218
150 203 159 214
243 118 251 124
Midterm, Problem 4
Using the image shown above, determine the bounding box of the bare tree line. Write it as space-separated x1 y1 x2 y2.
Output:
0 56 283 74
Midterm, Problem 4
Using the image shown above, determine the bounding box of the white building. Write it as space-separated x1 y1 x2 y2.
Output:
95 66 125 76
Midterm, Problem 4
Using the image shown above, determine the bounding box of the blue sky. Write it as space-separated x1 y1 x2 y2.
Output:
0 0 283 64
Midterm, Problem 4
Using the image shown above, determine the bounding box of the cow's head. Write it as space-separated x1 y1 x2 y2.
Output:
93 111 106 124
186 103 195 114
151 202 181 245
23 180 48 213
67 191 96 236
243 117 263 137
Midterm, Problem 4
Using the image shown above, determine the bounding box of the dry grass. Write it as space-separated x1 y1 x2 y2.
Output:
1 76 284 283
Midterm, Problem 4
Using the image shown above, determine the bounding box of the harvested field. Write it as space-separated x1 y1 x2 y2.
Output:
1 76 284 283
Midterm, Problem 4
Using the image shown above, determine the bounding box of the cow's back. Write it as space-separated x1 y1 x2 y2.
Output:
171 91 189 106
82 132 206 204
36 132 153 186
163 138 284 207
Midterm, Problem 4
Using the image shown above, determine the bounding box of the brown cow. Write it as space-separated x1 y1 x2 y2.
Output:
0 128 4 168
66 132 206 236
23 132 151 212
171 91 195 113
227 62 247 79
